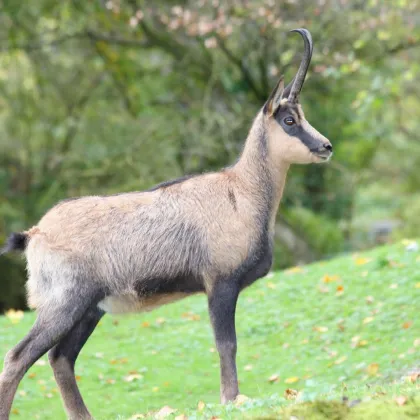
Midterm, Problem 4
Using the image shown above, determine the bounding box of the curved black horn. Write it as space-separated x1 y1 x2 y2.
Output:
287 28 313 103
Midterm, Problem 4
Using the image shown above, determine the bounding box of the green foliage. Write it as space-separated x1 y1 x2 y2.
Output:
0 0 420 307
284 206 344 258
0 240 419 418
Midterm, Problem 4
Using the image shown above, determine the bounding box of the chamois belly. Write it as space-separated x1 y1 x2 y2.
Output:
98 292 194 314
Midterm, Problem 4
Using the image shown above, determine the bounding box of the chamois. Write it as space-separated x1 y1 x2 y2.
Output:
0 28 332 419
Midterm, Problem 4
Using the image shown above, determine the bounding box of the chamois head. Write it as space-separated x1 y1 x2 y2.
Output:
263 29 332 164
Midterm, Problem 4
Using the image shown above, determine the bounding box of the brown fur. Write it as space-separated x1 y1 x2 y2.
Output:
1 35 333 416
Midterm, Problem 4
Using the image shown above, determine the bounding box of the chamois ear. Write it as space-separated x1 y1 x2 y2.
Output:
263 75 285 117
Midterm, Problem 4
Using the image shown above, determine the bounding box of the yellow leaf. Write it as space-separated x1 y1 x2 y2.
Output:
314 326 328 333
336 285 344 294
155 406 177 419
234 394 249 406
141 321 150 328
152 386 159 392
286 266 303 274
322 274 340 283
415 282 420 288
124 374 143 382
28 373 37 379
334 356 347 365
284 388 299 400
5 309 24 324
285 376 299 384
367 363 379 376
363 317 374 324
106 379 116 384
197 401 205 411
268 374 279 383
11 409 19 415
414 338 420 347
354 257 371 266
359 340 368 346
267 282 276 289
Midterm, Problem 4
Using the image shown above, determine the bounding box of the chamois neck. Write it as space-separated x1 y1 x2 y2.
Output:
233 111 290 225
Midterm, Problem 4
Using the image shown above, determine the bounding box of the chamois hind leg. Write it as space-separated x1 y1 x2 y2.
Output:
48 307 104 420
208 280 240 404
0 289 102 420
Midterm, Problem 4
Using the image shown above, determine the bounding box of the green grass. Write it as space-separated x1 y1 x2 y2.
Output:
1 240 419 419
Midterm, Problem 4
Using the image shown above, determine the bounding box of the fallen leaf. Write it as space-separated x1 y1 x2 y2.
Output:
155 406 177 419
322 274 340 283
234 394 249 406
414 338 420 347
267 282 276 289
314 326 328 333
28 373 37 379
268 374 279 383
106 379 116 384
210 417 222 420
112 319 119 326
395 396 407 406
35 360 47 366
175 415 188 420
415 282 420 288
141 321 150 328
402 321 413 329
284 388 299 400
318 285 329 293
197 401 205 411
18 390 27 397
152 386 159 392
244 364 253 371
182 312 200 321
361 271 369 277
334 356 347 365
75 375 81 382
286 266 303 274
5 309 24 324
124 374 143 382
366 296 375 304
336 285 344 294
156 317 165 325
363 317 374 324
128 414 145 420
285 376 299 384
367 363 379 376
209 347 216 353
409 373 419 383
11 409 19 415
389 283 398 289
354 257 371 266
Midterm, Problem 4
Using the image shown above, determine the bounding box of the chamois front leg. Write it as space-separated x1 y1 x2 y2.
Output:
208 280 240 404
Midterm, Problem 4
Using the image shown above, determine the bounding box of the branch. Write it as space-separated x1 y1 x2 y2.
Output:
215 34 264 100
0 30 153 52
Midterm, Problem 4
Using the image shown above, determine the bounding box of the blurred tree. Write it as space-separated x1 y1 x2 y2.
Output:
0 0 419 309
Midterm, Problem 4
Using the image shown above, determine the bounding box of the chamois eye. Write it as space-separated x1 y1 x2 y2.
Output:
284 117 295 126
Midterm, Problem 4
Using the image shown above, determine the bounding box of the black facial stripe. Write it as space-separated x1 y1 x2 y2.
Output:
274 105 323 151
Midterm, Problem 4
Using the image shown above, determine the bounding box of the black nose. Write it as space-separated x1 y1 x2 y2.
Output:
324 143 333 152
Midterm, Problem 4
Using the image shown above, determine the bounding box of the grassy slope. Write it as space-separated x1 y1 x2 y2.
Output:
0 240 419 419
